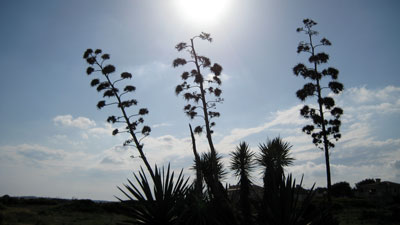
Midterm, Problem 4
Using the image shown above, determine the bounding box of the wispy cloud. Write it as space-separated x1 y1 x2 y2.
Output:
53 115 114 140
0 144 67 164
217 104 305 149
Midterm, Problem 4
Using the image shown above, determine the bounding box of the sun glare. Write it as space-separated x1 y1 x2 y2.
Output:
174 0 229 25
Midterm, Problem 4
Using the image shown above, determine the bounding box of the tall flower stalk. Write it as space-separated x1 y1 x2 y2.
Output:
83 49 154 177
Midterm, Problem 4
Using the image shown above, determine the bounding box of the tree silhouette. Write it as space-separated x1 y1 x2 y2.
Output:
230 142 255 225
173 32 224 194
83 49 154 177
331 181 353 197
355 178 377 189
293 19 344 202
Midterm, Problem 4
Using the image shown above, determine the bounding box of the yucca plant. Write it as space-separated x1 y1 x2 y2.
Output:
230 142 256 225
258 137 294 190
117 164 189 225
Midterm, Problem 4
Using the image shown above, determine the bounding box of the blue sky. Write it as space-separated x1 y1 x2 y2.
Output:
0 0 399 200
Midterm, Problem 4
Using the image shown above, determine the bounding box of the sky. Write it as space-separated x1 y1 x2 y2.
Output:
0 0 399 201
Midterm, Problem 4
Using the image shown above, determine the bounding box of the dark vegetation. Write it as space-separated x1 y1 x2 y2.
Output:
0 196 133 225
1 192 399 225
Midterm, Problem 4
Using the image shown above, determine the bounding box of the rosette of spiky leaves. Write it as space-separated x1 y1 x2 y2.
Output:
293 19 343 150
117 164 189 225
173 32 224 136
230 142 256 225
83 48 153 176
258 137 294 186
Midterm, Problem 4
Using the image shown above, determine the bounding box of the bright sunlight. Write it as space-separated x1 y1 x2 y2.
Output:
174 0 230 25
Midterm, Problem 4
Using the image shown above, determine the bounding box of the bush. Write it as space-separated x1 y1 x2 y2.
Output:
331 182 353 197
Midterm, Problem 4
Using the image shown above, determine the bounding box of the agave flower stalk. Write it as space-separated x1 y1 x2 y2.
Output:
293 19 344 201
83 49 154 177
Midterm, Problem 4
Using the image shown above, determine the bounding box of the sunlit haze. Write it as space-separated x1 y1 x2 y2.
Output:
174 0 230 25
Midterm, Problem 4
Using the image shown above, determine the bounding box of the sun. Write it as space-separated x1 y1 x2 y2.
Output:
174 0 230 25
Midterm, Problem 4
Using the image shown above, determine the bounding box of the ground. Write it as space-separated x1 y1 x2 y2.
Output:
0 195 399 225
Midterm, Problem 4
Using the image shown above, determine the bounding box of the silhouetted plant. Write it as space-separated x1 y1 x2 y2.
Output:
179 191 218 225
194 151 227 197
331 181 353 198
293 19 344 201
173 33 223 190
258 137 294 191
117 164 189 225
189 124 203 195
82 49 154 177
230 142 255 225
355 178 377 189
191 150 239 225
258 174 317 225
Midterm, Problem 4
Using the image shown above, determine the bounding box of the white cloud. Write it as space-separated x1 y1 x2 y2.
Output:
53 115 96 129
87 123 114 137
342 85 400 115
53 114 115 140
345 85 400 104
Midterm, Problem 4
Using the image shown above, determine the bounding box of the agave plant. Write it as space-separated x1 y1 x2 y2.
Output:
117 164 189 225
